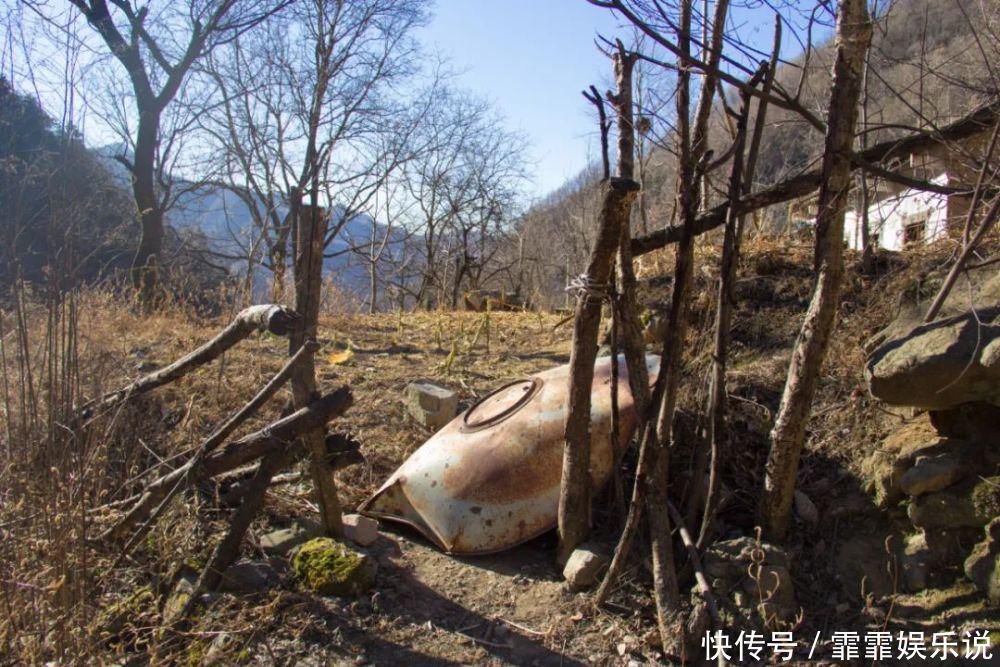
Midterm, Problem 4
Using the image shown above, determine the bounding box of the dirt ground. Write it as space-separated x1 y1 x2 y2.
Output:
214 311 666 666
47 240 999 665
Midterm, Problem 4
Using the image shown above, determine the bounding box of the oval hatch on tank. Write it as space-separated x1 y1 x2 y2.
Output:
461 378 542 432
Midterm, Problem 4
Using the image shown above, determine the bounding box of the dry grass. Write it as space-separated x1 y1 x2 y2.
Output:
0 289 577 664
2 233 998 664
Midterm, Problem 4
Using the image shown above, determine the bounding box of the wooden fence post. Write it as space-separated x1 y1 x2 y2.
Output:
292 203 343 537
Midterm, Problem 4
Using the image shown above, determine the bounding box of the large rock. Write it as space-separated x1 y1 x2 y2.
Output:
865 308 1000 409
901 533 933 591
899 454 967 498
862 415 939 508
292 538 376 596
864 265 1000 354
907 476 1000 529
404 381 458 431
862 424 993 508
900 529 981 591
964 518 1000 604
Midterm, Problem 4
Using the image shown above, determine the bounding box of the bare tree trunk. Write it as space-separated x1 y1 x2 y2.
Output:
130 113 163 309
292 204 344 537
609 44 648 414
558 48 641 565
556 178 638 565
859 49 875 274
588 44 658 604
759 0 872 542
696 27 778 546
647 0 731 640
271 231 290 303
696 72 756 545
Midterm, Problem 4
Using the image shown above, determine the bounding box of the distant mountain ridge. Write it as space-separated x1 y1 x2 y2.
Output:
94 143 386 302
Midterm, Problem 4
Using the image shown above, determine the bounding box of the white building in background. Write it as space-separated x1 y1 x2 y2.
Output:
838 129 991 252
781 122 993 251
843 173 956 251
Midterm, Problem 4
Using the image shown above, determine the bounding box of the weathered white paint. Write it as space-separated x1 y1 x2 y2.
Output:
844 173 952 251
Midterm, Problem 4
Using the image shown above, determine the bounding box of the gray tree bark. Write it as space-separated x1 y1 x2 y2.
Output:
758 0 872 541
291 204 344 537
557 46 642 565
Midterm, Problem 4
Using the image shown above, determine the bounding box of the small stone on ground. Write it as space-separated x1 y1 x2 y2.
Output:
260 519 321 556
404 381 459 431
343 513 379 547
794 490 819 524
219 560 280 593
563 546 609 590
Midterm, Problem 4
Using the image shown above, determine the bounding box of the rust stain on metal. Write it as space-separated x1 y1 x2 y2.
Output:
359 354 660 555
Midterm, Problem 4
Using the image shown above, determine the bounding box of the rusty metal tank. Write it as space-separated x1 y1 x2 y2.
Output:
359 354 660 555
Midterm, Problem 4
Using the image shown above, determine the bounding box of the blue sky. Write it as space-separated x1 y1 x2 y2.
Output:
418 0 828 199
417 1 628 198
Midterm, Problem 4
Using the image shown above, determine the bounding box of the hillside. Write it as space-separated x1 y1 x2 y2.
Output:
3 235 997 663
3 0 999 663
93 144 391 303
517 0 999 309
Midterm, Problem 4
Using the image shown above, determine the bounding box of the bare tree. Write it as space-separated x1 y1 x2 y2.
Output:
39 0 291 307
399 91 527 309
201 0 428 300
758 0 872 540
443 124 527 307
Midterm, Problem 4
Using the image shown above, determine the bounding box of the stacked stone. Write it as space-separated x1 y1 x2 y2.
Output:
865 269 1000 602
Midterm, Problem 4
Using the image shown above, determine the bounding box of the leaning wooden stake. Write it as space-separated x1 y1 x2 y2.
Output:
594 42 656 605
80 304 300 417
696 59 771 547
104 341 318 545
558 49 641 566
104 387 352 547
609 40 651 419
557 176 639 565
292 203 344 537
182 448 292 618
759 0 872 541
666 501 720 626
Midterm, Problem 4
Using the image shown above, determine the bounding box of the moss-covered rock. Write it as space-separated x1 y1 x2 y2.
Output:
292 538 375 596
965 518 1000 604
972 477 1000 520
163 572 197 623
908 476 1000 529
